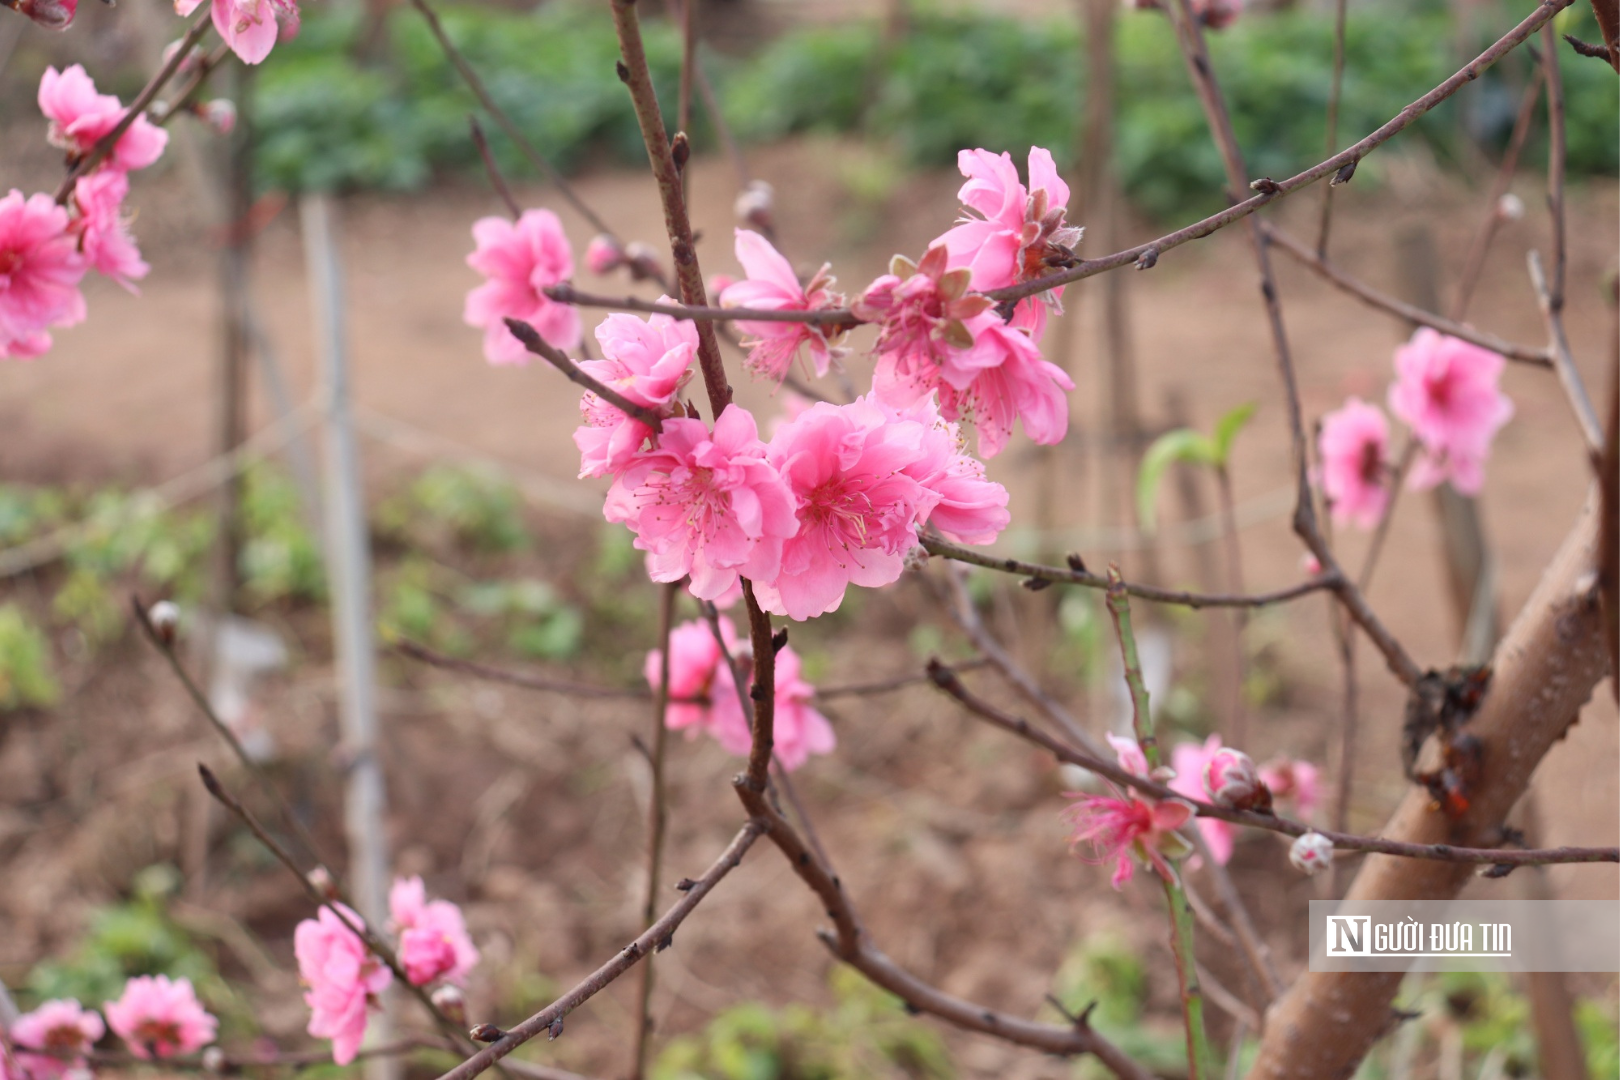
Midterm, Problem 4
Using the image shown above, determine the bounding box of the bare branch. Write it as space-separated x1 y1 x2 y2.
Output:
1451 69 1544 321
503 317 664 433
394 638 647 698
469 116 522 221
545 284 859 328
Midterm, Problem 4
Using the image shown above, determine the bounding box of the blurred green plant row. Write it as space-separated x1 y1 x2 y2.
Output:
0 463 588 711
251 1 1617 220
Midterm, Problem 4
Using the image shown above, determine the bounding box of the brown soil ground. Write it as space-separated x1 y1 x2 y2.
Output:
2 123 1617 1080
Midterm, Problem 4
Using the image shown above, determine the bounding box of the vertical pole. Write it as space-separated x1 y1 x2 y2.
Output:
216 64 255 618
302 193 396 1080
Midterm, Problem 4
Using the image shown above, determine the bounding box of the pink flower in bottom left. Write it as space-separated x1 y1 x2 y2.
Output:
11 999 104 1078
103 975 217 1060
295 904 392 1065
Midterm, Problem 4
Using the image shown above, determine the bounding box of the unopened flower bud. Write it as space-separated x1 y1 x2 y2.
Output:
149 600 181 645
734 180 775 233
201 1047 227 1074
431 984 467 1027
469 1023 503 1043
1203 747 1269 811
161 36 203 71
1496 193 1525 222
584 234 624 276
199 99 237 136
307 865 339 899
1289 831 1333 876
624 241 662 283
1149 765 1178 783
18 0 75 30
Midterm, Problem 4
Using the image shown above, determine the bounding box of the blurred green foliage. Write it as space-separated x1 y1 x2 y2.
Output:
240 465 326 605
0 603 59 711
252 1 1617 220
653 967 952 1080
379 463 530 555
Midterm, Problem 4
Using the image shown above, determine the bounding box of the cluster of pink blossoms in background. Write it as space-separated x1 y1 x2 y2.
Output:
294 879 477 1064
1 67 169 360
645 616 834 770
5 977 217 1080
1318 328 1513 530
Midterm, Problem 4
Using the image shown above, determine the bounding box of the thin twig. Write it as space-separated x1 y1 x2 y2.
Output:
1187 829 1283 1002
814 657 990 699
1265 224 1552 367
503 317 665 432
1450 69 1544 322
545 285 859 327
433 821 767 1080
469 116 522 220
1194 961 1261 1035
631 583 679 1080
1541 22 1567 313
1104 567 1160 767
1356 440 1419 593
132 596 325 868
924 535 1340 609
1162 878 1210 1080
394 638 648 698
153 43 232 129
925 662 1618 866
1315 0 1350 255
1528 252 1604 453
53 12 212 203
406 0 619 241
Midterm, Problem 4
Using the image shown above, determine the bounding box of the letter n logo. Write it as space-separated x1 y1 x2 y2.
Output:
1327 915 1371 956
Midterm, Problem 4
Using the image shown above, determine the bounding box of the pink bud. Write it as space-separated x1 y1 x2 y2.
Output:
1300 552 1323 576
199 99 236 135
1203 747 1269 811
733 180 775 232
17 0 75 29
1289 831 1333 876
624 241 663 284
584 234 623 276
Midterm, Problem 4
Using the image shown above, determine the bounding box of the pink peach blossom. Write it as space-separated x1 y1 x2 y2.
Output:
12 999 104 1079
853 244 994 381
1203 745 1265 810
1 189 87 360
175 0 300 65
1260 757 1321 822
37 66 168 173
771 644 836 771
295 904 392 1065
720 229 846 381
604 404 798 601
72 171 148 291
1170 735 1235 866
389 877 480 987
584 234 623 276
1063 737 1193 890
1387 329 1513 495
15 0 75 29
1318 397 1390 529
753 395 938 620
933 147 1081 340
573 307 697 478
464 209 581 365
876 393 1010 546
104 976 217 1060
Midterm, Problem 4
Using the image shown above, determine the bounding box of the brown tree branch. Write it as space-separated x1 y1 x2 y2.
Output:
1451 69 1544 322
503 317 665 433
545 284 859 328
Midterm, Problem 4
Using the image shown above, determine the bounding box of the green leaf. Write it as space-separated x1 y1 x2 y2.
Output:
1212 402 1258 466
1136 429 1216 535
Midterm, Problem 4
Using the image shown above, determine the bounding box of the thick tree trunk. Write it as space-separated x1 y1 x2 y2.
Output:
1248 492 1610 1079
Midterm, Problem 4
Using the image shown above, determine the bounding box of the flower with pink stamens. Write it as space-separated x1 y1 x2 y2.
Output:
12 1000 104 1079
1063 737 1194 890
295 904 392 1065
72 171 148 291
720 229 847 381
933 147 1081 340
464 208 581 366
1318 397 1391 529
573 306 697 478
175 0 300 65
1 189 87 360
1387 329 1513 495
389 877 480 987
928 316 1073 459
38 66 168 173
875 392 1010 545
604 404 799 601
104 976 217 1060
753 395 937 620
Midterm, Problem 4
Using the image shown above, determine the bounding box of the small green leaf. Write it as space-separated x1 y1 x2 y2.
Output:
1136 429 1216 535
1212 402 1258 466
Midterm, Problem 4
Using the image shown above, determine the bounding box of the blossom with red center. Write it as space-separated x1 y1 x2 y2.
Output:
1063 738 1194 890
644 618 834 770
37 66 168 173
175 0 300 65
1170 735 1236 865
464 208 581 366
1318 397 1391 529
14 0 76 29
1260 757 1321 822
572 306 696 478
1387 329 1513 495
295 904 392 1065
103 975 217 1060
933 147 1081 341
604 404 799 601
753 395 938 620
72 171 148 292
2 191 87 361
720 229 847 381
389 877 480 988
11 999 104 1079
874 392 1010 546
